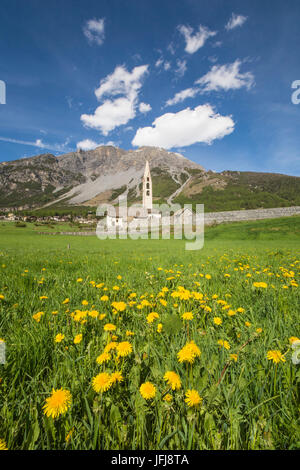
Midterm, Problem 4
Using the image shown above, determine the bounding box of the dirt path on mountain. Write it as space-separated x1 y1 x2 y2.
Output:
167 174 192 205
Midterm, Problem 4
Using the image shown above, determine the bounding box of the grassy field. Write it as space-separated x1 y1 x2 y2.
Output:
0 217 299 450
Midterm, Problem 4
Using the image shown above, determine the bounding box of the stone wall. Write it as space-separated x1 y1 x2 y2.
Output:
203 206 300 225
38 231 96 236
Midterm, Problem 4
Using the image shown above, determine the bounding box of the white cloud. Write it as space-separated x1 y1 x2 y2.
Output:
155 57 171 72
76 139 116 151
178 24 217 54
196 60 254 92
35 139 46 148
132 104 234 149
165 87 198 107
139 102 152 113
167 42 176 55
175 59 187 77
83 18 105 45
0 136 71 152
166 60 254 107
80 65 149 135
213 41 223 48
225 13 247 31
76 139 99 151
95 64 148 101
81 97 135 135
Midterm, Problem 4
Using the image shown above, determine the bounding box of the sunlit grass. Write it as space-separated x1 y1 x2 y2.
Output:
0 221 299 450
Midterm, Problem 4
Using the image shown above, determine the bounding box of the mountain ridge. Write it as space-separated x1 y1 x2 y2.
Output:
0 146 203 209
1 145 300 212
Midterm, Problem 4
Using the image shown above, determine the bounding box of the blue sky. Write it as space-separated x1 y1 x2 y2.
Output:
1 0 300 175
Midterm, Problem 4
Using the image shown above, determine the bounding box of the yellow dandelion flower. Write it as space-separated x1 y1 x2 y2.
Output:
213 317 222 325
187 340 201 356
0 439 8 450
163 393 172 402
111 371 124 384
32 311 44 322
104 323 116 332
92 372 112 393
256 328 263 334
185 389 202 407
104 341 118 353
146 312 159 323
62 298 70 304
101 295 109 301
157 323 163 333
129 292 137 298
76 278 83 283
289 337 300 345
177 347 194 363
164 371 181 390
267 350 286 364
230 353 238 362
253 282 268 288
116 341 132 357
227 309 237 317
111 301 126 312
218 339 230 350
140 382 156 400
177 340 201 364
43 388 72 419
245 321 251 327
96 352 111 364
99 313 106 320
55 333 65 343
126 330 134 336
39 296 48 300
181 312 193 321
88 310 99 318
237 308 245 313
74 334 82 344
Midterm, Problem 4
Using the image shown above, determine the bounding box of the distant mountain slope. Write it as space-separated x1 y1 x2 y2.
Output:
0 153 85 209
0 146 202 209
174 170 300 211
1 146 300 212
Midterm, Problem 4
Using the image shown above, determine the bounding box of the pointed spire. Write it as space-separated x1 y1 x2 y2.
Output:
144 160 150 178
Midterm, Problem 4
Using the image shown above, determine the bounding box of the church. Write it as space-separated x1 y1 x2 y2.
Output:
106 160 161 230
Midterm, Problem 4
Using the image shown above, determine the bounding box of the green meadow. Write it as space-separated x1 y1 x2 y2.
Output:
0 217 299 450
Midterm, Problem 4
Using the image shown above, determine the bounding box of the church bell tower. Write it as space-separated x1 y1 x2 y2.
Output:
142 160 153 212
